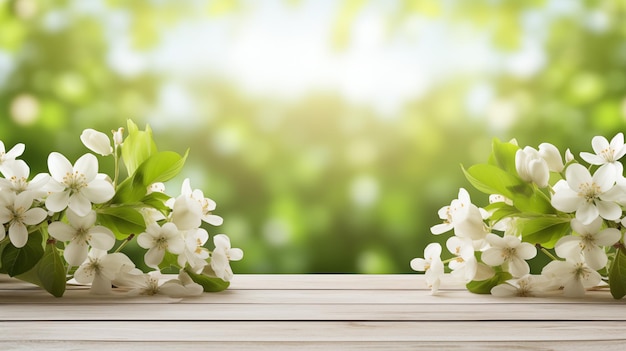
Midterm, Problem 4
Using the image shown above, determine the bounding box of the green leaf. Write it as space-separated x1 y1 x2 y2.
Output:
121 120 158 176
462 164 525 198
609 247 626 299
36 242 67 297
516 216 571 248
488 138 519 174
112 150 188 204
484 202 519 223
186 267 230 292
1 230 44 277
511 189 554 214
97 206 146 239
466 271 512 294
141 191 172 213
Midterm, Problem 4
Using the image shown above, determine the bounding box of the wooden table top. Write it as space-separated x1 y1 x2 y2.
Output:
1 273 626 350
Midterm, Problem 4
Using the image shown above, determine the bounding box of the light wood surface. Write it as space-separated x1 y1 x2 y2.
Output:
1 274 625 350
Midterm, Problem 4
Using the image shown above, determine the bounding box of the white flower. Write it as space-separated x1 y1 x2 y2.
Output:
410 243 445 294
48 210 116 266
515 146 550 188
555 217 621 270
481 233 537 277
74 249 135 294
551 163 621 225
542 257 601 297
169 195 203 231
118 270 203 297
580 133 626 176
0 191 47 248
0 141 25 176
0 160 49 198
137 222 185 269
538 142 564 173
446 236 477 282
210 234 243 282
46 152 115 217
80 129 113 156
177 228 210 273
491 275 551 297
178 178 223 226
431 188 489 240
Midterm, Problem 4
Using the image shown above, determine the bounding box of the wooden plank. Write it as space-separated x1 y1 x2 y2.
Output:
2 302 626 321
3 340 624 351
1 321 625 342
0 287 621 305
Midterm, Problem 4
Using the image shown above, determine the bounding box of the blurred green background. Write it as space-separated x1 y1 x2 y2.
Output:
2 0 626 274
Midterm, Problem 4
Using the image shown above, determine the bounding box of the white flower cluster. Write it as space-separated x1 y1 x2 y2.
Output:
0 126 242 297
412 133 626 297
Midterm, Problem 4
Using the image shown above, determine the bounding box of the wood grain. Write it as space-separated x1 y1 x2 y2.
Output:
1 274 625 350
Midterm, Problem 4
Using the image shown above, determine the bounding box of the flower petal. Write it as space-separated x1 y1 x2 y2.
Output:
88 226 116 251
74 153 98 182
566 164 592 190
595 200 622 221
144 247 165 268
67 209 97 229
64 240 89 266
45 190 70 213
9 222 28 248
481 248 505 267
82 179 115 204
575 202 599 225
48 222 76 241
47 152 73 182
22 208 47 226
68 193 92 217
583 246 608 271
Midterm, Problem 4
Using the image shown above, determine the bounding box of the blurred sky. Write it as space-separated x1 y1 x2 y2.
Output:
2 0 613 127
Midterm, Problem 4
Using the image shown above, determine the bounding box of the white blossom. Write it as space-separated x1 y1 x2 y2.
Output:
80 129 113 156
538 142 564 173
551 163 621 225
431 188 489 240
515 146 550 188
177 228 210 273
491 275 551 297
446 236 477 282
116 270 203 297
0 160 49 199
410 243 445 294
580 133 626 176
0 191 47 248
48 210 116 266
0 141 25 177
210 234 243 282
555 217 621 270
137 222 185 269
46 152 115 217
74 249 135 295
481 234 537 277
542 257 601 297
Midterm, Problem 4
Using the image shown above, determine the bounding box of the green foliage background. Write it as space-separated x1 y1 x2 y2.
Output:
1 0 626 274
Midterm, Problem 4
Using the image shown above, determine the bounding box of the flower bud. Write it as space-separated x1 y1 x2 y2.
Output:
538 142 564 172
80 129 112 156
515 147 549 188
112 127 124 146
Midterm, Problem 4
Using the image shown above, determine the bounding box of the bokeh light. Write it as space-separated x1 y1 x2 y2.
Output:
2 0 626 273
